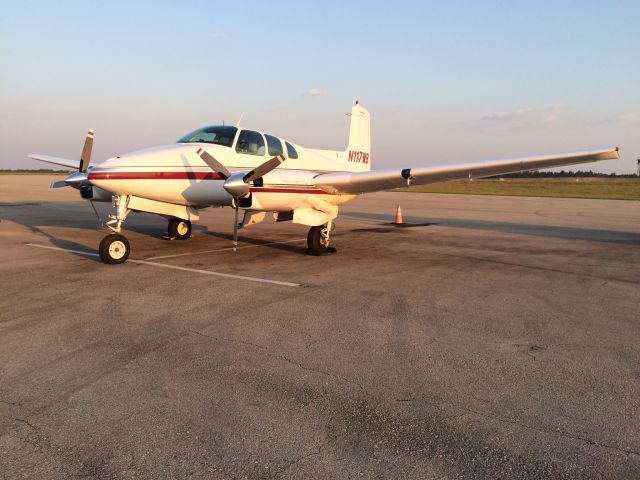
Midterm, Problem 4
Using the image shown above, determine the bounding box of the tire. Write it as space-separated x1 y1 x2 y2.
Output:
99 234 130 264
168 219 192 240
307 225 329 255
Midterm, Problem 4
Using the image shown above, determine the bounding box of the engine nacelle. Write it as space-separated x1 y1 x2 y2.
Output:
80 186 112 202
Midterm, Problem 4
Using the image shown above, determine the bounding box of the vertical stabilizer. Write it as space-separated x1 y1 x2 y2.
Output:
346 101 371 170
308 101 371 172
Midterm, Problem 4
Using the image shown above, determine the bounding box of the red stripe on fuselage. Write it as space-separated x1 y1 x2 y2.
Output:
88 171 329 194
249 187 327 194
88 171 224 181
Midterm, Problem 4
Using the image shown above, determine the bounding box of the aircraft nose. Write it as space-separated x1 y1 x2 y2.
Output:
64 171 90 188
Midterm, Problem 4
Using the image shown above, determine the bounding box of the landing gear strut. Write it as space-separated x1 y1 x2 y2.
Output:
307 221 336 256
99 195 132 264
168 218 192 240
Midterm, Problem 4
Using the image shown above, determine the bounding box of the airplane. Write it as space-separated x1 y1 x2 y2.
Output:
29 102 620 264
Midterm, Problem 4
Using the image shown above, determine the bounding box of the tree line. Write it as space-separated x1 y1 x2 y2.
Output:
502 170 638 178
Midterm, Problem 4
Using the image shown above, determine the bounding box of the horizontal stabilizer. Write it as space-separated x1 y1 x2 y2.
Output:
28 154 77 170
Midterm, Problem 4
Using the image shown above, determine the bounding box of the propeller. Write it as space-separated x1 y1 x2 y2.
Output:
49 130 94 189
49 130 102 226
196 148 230 179
79 129 94 173
196 148 287 252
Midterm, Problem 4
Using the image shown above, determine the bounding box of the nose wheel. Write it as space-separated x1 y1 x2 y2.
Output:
99 234 130 264
168 218 192 240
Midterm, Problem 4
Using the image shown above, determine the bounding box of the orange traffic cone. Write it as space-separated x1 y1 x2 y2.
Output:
394 203 404 224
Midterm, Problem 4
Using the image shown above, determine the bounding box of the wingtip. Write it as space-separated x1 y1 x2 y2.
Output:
612 146 620 159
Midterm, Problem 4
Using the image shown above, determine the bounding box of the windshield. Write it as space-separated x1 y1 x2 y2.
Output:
177 126 237 147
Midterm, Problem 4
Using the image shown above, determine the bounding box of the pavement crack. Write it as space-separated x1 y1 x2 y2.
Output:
270 443 329 479
11 416 37 429
191 330 267 351
462 407 640 457
432 412 470 426
190 330 370 396
280 354 370 396
270 416 342 479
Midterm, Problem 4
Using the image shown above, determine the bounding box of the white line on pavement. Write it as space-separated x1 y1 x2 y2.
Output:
146 238 307 260
25 243 301 287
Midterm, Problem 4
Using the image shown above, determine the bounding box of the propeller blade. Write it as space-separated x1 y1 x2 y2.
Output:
243 154 287 184
79 129 94 173
49 180 68 188
232 200 240 252
196 148 231 180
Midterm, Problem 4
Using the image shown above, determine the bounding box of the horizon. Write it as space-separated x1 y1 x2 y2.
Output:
1 1 638 174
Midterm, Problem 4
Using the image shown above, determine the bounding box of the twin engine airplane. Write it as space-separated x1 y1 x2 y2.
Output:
30 102 620 264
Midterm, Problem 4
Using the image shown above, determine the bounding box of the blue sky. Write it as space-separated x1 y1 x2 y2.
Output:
1 1 638 172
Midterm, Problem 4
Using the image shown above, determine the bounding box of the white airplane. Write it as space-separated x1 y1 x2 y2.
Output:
29 102 620 264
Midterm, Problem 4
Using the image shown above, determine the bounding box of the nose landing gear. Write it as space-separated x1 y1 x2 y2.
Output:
99 233 130 264
99 195 132 264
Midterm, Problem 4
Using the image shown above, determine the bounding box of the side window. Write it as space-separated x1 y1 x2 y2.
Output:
265 134 283 156
285 141 298 159
235 130 265 156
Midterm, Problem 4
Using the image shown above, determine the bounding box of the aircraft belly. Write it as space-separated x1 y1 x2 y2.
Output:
90 178 231 206
250 191 354 211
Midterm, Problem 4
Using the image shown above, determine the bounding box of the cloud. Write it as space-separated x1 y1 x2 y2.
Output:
593 113 640 125
305 88 323 97
481 105 566 128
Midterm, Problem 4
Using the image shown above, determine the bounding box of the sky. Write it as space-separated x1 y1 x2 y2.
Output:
1 1 639 173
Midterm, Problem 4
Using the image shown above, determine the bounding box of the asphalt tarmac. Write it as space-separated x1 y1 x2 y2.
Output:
1 175 639 479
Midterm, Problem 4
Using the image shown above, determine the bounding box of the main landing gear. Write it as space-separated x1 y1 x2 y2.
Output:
307 221 336 256
167 218 192 240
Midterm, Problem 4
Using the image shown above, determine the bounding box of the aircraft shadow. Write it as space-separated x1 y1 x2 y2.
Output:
343 211 640 245
199 230 308 254
0 200 308 256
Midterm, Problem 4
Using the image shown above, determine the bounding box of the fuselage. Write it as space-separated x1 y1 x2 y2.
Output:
88 127 359 211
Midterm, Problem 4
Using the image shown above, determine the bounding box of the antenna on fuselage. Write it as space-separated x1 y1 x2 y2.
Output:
236 112 244 128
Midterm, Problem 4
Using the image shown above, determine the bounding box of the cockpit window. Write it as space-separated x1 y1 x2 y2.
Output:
177 126 237 147
235 130 266 156
265 134 283 156
285 141 298 159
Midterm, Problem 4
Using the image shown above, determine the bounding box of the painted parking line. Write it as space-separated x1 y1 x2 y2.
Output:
146 238 308 260
26 243 100 257
25 243 301 287
128 259 300 287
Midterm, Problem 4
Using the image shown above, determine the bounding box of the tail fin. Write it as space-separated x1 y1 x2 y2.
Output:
345 101 371 170
308 102 371 171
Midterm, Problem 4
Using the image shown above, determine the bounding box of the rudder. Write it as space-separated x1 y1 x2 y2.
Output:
346 101 371 170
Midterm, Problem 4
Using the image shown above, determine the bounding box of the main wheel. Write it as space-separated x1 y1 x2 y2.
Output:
99 234 130 264
168 219 192 240
307 225 329 255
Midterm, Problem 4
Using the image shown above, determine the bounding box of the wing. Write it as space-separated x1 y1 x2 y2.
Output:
313 148 620 194
28 154 78 170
